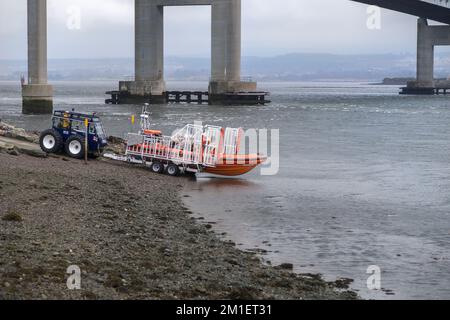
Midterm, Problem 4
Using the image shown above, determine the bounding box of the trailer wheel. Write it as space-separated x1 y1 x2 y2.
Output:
65 136 85 159
166 164 180 177
151 161 165 174
39 129 63 154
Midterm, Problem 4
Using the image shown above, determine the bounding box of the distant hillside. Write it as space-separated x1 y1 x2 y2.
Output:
1 53 450 82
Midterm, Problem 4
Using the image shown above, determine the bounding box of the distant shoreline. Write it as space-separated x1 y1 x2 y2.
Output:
5 53 450 83
371 78 415 86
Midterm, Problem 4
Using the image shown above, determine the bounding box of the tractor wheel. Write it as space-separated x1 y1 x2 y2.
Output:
151 161 165 174
65 136 85 159
166 164 180 177
39 129 63 154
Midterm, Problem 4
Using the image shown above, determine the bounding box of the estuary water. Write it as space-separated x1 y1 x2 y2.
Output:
1 80 449 299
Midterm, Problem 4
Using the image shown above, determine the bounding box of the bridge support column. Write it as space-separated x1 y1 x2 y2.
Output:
417 18 435 88
22 0 53 114
119 0 166 104
209 0 257 103
404 18 450 94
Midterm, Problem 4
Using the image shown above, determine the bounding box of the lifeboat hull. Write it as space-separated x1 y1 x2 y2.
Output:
204 154 267 176
204 164 259 176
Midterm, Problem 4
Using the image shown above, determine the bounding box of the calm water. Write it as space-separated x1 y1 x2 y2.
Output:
1 80 449 300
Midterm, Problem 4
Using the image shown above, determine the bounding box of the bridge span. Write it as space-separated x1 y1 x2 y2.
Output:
352 0 450 24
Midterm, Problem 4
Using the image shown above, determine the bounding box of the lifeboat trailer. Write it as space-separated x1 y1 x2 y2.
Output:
114 106 267 177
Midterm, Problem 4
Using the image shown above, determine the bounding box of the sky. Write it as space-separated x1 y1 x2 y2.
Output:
0 0 438 60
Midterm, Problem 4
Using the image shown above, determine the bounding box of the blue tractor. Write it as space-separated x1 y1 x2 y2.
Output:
39 110 108 159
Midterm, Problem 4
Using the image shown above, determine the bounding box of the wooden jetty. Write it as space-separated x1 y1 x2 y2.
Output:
166 91 209 104
105 90 270 105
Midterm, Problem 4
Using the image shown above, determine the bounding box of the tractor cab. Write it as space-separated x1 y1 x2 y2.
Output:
39 110 108 159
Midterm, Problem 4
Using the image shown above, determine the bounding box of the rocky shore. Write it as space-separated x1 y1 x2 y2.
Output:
0 123 357 300
0 121 39 144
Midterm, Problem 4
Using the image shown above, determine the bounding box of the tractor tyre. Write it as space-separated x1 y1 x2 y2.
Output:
65 136 86 159
39 129 63 154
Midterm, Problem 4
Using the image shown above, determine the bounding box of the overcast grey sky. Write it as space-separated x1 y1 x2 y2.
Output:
0 0 431 59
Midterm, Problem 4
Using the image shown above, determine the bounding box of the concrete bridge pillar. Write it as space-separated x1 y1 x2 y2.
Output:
119 0 166 103
211 0 240 82
405 18 450 93
417 18 435 88
23 0 53 114
209 0 257 101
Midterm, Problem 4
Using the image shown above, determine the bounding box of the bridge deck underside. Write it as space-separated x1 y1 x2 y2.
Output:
352 0 450 24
